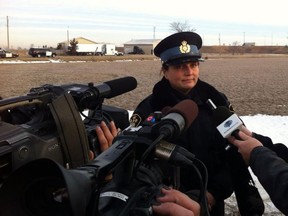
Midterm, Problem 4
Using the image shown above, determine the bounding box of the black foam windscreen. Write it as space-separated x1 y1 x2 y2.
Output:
105 76 137 98
212 106 233 125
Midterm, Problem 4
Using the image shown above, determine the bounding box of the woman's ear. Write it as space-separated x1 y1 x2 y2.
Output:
163 72 168 79
162 67 169 79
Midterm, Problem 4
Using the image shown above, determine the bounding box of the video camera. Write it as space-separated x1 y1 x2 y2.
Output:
0 76 137 182
0 77 208 216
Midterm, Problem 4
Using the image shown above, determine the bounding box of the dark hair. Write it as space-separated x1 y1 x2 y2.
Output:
159 63 169 76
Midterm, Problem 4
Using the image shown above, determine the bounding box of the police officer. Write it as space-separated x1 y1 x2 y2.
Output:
130 31 264 216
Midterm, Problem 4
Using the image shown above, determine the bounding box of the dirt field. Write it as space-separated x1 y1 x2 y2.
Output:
1 57 288 215
1 56 288 116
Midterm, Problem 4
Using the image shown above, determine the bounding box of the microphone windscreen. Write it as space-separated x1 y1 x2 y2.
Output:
105 76 137 98
167 99 198 129
213 106 233 125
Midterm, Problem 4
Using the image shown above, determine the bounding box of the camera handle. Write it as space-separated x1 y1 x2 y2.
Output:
49 92 90 169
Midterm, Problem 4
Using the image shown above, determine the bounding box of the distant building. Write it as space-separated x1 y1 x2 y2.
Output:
123 39 161 55
242 42 256 46
58 37 99 52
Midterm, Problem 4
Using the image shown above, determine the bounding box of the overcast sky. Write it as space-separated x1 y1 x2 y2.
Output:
1 0 287 49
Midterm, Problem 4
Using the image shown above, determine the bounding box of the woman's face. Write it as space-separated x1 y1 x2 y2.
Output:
164 61 200 94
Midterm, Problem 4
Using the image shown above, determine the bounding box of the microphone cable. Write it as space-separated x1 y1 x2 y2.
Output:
135 136 211 216
190 157 210 216
133 133 165 177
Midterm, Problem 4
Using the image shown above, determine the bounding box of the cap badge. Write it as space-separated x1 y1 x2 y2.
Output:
179 40 191 53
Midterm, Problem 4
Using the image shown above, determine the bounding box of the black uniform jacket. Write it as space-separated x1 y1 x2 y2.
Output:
132 77 234 202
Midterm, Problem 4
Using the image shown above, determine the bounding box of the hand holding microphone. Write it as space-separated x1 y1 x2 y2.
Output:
228 128 263 164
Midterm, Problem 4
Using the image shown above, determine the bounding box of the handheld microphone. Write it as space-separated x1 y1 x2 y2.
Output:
153 99 199 139
155 140 195 166
207 99 243 149
214 106 243 139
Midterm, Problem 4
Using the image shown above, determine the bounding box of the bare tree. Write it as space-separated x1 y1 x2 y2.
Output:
169 20 196 32
230 41 241 55
56 43 63 50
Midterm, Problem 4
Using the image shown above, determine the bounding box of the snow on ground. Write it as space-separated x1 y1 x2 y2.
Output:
241 115 288 145
224 115 288 215
0 59 68 64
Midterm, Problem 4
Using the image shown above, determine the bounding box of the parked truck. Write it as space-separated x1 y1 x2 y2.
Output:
75 43 118 56
75 44 103 56
102 44 117 56
125 46 145 54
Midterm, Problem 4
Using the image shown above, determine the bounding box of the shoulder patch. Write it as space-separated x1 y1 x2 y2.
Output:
129 114 142 127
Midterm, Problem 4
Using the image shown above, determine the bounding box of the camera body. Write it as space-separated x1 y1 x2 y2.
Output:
0 82 129 183
0 118 63 181
0 86 172 216
0 78 204 216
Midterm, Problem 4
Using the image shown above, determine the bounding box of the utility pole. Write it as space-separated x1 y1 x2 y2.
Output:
67 26 70 44
7 16 10 49
218 33 221 56
67 26 70 52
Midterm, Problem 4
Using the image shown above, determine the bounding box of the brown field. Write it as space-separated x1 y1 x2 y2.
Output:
1 56 288 116
1 56 287 215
